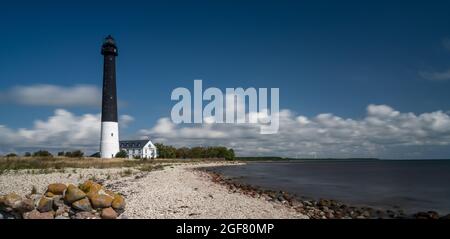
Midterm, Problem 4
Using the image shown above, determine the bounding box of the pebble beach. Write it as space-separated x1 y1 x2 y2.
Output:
0 162 303 219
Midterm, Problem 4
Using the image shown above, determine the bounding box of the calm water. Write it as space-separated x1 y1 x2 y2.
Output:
209 160 450 214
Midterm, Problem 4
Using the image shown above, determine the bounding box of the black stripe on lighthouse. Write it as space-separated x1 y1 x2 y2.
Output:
101 35 118 122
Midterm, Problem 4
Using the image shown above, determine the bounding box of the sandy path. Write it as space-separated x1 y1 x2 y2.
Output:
0 163 303 219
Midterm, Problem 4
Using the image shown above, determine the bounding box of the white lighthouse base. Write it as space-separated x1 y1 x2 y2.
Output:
100 121 120 158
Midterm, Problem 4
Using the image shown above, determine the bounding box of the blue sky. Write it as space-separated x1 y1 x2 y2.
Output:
1 1 450 158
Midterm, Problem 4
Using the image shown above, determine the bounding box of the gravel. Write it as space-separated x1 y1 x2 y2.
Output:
0 163 304 219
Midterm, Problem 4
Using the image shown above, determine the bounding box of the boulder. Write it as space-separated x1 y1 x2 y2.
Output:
101 207 118 219
73 211 100 219
2 193 22 208
104 189 116 198
45 192 55 197
318 199 331 207
90 194 113 208
79 180 102 193
414 211 439 219
112 194 125 210
47 183 67 195
37 196 53 212
72 198 93 212
23 209 54 219
15 198 35 213
64 184 86 203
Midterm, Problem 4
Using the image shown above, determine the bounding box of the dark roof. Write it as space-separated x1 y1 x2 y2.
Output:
119 140 149 149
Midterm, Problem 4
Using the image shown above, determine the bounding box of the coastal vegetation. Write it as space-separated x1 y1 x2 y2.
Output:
155 143 235 160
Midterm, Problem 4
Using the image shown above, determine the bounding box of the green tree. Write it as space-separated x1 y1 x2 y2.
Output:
155 143 177 158
115 150 128 158
67 150 84 158
24 152 32 157
33 150 53 157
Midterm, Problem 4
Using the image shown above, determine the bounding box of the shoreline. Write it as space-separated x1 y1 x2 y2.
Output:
1 162 303 219
196 164 450 219
1 161 449 219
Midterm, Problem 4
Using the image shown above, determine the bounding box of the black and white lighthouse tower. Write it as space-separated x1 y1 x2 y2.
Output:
100 35 119 158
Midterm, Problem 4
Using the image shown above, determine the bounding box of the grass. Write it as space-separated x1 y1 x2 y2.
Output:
120 169 134 177
0 156 228 176
0 156 224 174
138 164 165 172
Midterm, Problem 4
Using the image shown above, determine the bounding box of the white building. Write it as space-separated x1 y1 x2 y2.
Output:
119 140 157 159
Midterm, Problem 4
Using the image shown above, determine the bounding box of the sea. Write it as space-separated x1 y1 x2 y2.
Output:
208 160 450 214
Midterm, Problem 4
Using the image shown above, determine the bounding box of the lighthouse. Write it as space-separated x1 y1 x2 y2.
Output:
100 35 119 158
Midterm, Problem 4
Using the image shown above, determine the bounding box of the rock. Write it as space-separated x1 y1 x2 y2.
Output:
37 197 53 212
72 198 93 211
90 194 113 208
47 183 67 195
0 212 4 219
111 194 125 210
440 214 450 219
361 210 371 218
55 205 70 217
73 211 100 219
64 184 86 203
15 198 35 213
414 211 439 219
318 199 331 207
290 201 304 208
45 192 55 197
79 180 102 193
104 189 116 198
55 215 70 219
2 193 22 208
101 207 117 219
52 195 65 209
23 209 54 219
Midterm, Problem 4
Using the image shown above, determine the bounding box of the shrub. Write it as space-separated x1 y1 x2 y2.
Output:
63 150 84 158
24 152 32 157
32 150 53 157
115 150 128 158
6 153 18 157
154 143 235 160
90 152 101 158
57 151 65 156
69 150 84 158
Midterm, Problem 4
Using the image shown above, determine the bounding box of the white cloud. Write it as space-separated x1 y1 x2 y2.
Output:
0 109 133 154
419 70 450 81
417 38 450 82
0 84 101 107
1 105 450 159
119 115 134 128
138 104 450 159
